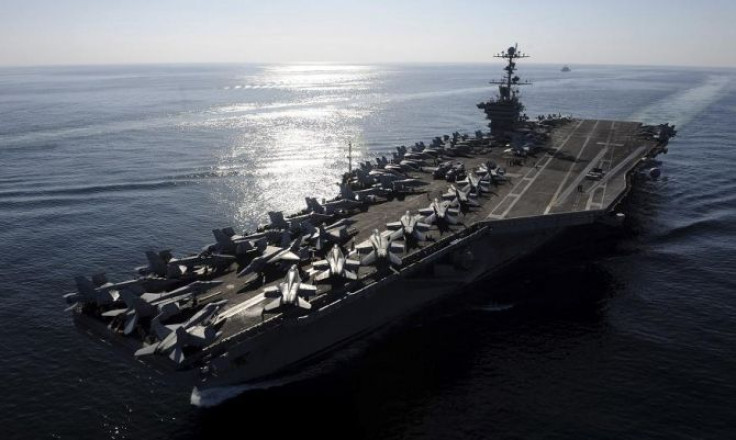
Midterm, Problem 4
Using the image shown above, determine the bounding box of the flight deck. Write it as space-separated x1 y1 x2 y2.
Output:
65 44 675 393
187 118 665 357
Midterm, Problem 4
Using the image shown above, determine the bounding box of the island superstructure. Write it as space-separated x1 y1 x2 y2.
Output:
64 45 677 404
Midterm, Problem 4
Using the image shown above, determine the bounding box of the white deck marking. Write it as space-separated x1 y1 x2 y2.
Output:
586 145 648 195
551 147 609 210
543 121 600 214
555 121 622 210
488 120 584 219
585 121 617 210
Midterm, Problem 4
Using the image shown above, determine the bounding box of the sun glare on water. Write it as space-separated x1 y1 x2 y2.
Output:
210 64 382 229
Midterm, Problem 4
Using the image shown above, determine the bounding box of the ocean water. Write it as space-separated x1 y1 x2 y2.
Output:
1 62 735 439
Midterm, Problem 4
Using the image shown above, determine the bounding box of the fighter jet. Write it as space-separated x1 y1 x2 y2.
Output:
339 183 383 204
444 162 466 182
477 161 508 184
365 171 423 193
411 141 426 152
354 229 404 267
456 172 492 195
427 160 453 179
304 196 361 216
138 280 223 304
419 198 460 228
63 274 133 309
383 162 402 173
353 168 375 187
503 144 530 157
442 184 480 208
137 249 234 279
399 158 424 170
261 265 318 313
237 232 308 277
102 288 167 335
136 250 182 278
267 211 332 233
477 160 496 175
385 158 423 173
135 300 227 364
63 271 192 311
395 145 408 158
445 143 471 157
303 219 354 251
165 251 235 275
359 161 374 172
174 252 235 270
101 280 224 335
312 245 361 282
387 211 431 244
422 145 444 158
209 227 270 255
367 168 400 181
403 151 429 161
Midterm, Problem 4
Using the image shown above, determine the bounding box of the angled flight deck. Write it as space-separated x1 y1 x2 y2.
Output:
488 119 650 219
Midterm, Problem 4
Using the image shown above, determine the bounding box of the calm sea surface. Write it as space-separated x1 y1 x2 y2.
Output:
1 63 734 439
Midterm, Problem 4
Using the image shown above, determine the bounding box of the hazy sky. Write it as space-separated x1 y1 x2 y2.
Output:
2 0 735 67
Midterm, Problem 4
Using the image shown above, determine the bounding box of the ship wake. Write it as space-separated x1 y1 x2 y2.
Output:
191 377 301 408
475 302 516 313
628 75 730 128
191 338 376 407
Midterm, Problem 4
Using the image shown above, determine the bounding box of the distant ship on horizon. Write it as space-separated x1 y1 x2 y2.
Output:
561 65 571 72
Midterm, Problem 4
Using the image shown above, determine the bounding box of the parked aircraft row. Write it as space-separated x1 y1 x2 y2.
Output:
65 130 510 364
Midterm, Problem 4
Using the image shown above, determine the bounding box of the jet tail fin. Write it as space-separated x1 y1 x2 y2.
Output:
305 197 322 214
145 251 168 277
212 228 233 247
91 273 108 287
74 275 97 297
268 211 288 230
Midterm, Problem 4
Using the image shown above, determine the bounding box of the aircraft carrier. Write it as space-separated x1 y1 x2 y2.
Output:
64 45 677 404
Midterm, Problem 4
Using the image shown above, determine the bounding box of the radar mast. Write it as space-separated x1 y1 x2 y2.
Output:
477 44 531 136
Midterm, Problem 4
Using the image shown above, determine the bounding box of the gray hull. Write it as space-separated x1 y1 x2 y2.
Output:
193 223 564 395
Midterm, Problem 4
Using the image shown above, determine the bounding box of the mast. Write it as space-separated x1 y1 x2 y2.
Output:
477 44 531 136
347 141 352 173
490 43 531 102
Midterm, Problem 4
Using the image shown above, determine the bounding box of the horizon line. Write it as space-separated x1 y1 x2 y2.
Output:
1 60 735 70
